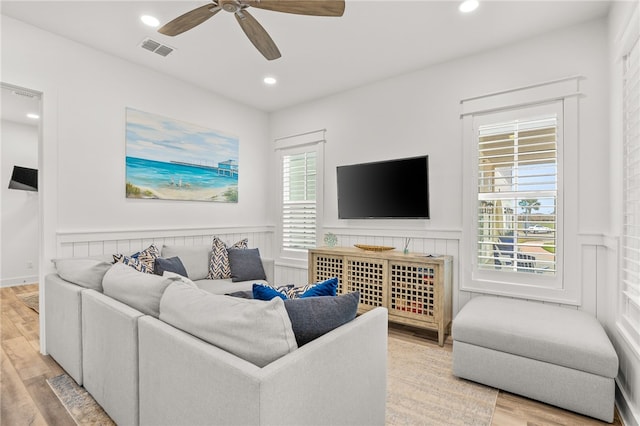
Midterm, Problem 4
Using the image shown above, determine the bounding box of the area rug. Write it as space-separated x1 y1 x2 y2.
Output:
17 291 39 313
46 374 115 425
387 336 498 425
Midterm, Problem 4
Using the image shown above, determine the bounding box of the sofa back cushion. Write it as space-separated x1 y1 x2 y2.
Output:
159 281 297 367
53 257 113 292
102 263 177 317
161 245 211 280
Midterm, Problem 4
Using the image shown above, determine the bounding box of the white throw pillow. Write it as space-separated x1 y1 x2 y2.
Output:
159 281 297 367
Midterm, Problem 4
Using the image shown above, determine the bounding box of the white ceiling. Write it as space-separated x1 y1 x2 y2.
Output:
1 0 612 113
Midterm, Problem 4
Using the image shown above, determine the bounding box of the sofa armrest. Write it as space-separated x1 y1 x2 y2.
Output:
44 274 84 384
82 290 144 426
258 307 388 425
138 316 263 426
138 307 388 426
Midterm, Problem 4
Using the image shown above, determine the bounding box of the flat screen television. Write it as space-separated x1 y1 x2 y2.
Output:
337 155 429 219
8 165 38 192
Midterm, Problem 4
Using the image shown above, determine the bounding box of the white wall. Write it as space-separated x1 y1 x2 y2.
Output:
1 15 273 269
271 17 610 233
1 120 39 286
270 18 610 309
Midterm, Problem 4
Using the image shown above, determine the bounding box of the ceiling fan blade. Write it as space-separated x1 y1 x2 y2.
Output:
158 4 222 36
235 9 281 60
245 0 345 17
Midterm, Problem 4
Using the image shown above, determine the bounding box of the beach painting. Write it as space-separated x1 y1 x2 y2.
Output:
125 108 239 202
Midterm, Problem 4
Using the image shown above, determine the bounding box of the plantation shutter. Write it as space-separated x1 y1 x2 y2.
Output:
476 115 558 274
621 35 640 345
282 151 317 250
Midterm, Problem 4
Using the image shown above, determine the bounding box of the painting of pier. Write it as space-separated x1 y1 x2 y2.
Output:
125 108 239 202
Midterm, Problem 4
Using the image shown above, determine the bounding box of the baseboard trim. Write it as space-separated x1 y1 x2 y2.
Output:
616 379 640 426
1 275 38 287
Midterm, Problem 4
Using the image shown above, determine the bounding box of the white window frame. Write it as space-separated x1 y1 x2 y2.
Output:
461 77 581 304
275 130 325 262
618 28 640 354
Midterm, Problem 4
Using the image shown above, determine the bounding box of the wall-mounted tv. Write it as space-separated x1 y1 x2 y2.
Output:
8 165 38 192
337 155 429 219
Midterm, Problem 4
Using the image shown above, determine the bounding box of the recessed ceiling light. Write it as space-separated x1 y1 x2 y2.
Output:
459 0 479 13
263 76 277 85
26 113 39 120
141 15 160 27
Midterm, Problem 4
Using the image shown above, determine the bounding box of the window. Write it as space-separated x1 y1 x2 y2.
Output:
275 130 325 261
621 35 640 349
476 114 558 275
461 77 580 302
281 150 317 250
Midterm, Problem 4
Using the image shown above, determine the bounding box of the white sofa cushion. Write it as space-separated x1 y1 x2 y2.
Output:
159 281 297 367
53 257 113 292
161 244 211 280
102 263 178 318
453 296 619 378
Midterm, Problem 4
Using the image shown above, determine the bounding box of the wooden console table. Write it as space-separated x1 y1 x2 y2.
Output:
308 246 452 346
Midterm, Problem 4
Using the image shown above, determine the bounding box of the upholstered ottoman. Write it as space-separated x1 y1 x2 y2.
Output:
452 296 618 422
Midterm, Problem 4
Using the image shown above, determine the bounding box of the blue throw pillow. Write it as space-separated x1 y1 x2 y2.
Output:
284 291 359 346
154 257 188 277
227 248 267 282
253 278 338 301
295 277 338 298
253 283 289 300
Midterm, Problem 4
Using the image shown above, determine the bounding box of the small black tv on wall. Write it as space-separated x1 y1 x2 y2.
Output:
337 155 429 219
8 165 38 192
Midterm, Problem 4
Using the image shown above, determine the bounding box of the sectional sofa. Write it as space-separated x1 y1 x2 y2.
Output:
44 242 388 425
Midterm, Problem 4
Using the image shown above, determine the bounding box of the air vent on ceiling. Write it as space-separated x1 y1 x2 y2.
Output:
140 37 175 57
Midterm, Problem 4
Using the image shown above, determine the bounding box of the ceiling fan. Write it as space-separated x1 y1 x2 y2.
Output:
158 0 346 61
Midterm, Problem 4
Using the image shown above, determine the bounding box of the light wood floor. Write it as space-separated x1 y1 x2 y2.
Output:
1 284 624 426
389 323 624 426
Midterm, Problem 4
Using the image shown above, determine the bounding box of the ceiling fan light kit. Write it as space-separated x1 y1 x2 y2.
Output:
158 0 345 60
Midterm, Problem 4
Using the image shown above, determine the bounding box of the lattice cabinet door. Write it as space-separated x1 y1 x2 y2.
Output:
309 252 345 293
344 256 386 312
388 262 437 324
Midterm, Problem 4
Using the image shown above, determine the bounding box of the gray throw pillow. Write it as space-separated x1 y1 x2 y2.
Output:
53 257 113 292
102 263 178 318
159 281 297 367
154 257 187 277
161 245 211 280
227 248 266 282
284 292 360 346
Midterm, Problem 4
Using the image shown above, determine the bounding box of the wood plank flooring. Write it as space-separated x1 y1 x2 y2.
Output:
1 284 75 426
1 284 624 426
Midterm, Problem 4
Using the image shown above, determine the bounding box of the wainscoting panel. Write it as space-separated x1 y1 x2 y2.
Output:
274 231 609 319
274 262 309 286
55 227 275 260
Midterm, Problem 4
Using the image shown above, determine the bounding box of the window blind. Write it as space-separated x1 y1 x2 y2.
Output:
282 151 317 250
621 35 640 346
476 115 558 274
